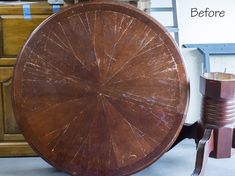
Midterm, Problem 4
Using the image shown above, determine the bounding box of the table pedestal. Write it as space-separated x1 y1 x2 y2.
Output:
175 72 235 176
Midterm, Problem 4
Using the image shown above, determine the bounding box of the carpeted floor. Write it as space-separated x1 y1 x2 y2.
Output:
0 139 234 176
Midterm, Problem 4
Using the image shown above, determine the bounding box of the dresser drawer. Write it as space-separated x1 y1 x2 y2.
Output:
0 2 58 57
0 15 49 57
0 58 36 156
0 2 54 157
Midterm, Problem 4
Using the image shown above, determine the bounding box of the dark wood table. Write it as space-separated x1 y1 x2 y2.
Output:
12 1 189 176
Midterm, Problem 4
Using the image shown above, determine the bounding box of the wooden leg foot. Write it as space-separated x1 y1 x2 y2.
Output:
191 129 214 176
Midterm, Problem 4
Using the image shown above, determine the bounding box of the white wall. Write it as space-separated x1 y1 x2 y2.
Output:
150 0 235 122
150 0 235 44
177 0 235 122
177 0 235 44
210 55 235 74
181 49 203 123
150 0 176 39
182 51 235 123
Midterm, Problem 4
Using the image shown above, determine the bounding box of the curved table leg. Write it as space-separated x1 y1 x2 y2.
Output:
191 129 214 176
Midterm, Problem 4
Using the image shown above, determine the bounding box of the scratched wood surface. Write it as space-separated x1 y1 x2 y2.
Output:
12 1 189 176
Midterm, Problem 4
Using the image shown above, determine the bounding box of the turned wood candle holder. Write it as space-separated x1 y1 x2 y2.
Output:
192 72 235 176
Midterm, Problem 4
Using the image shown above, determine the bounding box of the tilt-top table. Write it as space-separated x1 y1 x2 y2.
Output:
12 1 190 176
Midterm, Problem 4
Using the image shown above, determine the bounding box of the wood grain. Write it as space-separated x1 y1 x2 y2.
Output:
0 142 36 156
0 2 56 15
0 62 21 134
0 1 65 157
0 58 35 156
3 78 21 134
0 82 3 140
1 15 49 56
0 57 16 65
12 1 189 175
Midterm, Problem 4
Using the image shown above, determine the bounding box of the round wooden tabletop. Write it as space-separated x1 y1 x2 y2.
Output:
12 1 189 176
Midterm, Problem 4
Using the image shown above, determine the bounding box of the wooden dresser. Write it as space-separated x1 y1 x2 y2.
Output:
0 0 150 157
0 2 62 156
